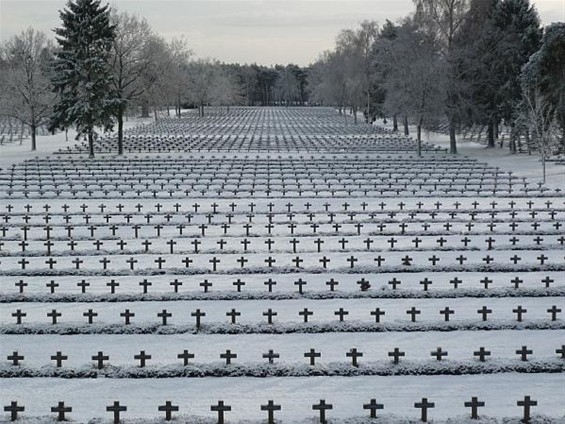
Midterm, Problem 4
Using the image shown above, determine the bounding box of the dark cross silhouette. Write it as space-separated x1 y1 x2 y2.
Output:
134 351 151 367
120 309 135 325
226 309 241 324
83 309 98 324
517 396 537 423
363 399 384 418
158 401 179 421
11 309 26 325
513 306 527 322
414 398 435 422
430 347 448 361
264 278 277 292
106 401 127 424
547 305 562 321
420 278 432 291
304 348 321 365
47 309 62 324
51 351 68 368
473 347 491 362
77 279 90 293
516 346 533 361
263 309 277 324
464 397 485 419
346 348 363 367
294 278 307 294
200 279 212 293
406 307 421 322
92 351 109 369
170 279 183 293
51 401 72 421
335 307 349 322
210 401 231 424
371 308 385 323
262 349 280 364
555 345 565 359
220 349 237 365
177 350 195 366
388 348 405 364
191 309 206 328
157 309 172 325
439 307 455 322
233 279 246 292
4 401 24 421
296 307 312 323
261 400 281 424
477 306 492 321
7 351 24 366
311 399 333 424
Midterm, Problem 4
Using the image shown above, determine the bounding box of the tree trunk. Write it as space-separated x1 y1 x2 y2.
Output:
141 99 150 118
117 109 124 156
19 121 24 145
417 116 423 157
403 115 409 136
449 118 457 154
494 120 499 139
393 115 398 132
487 119 495 148
353 107 358 124
88 130 94 159
30 123 37 151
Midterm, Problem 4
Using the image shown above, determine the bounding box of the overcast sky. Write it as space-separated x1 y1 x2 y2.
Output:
1 0 563 65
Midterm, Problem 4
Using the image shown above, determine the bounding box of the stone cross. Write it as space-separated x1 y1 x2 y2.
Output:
158 401 179 421
106 401 126 424
51 401 72 421
312 400 332 423
4 401 24 421
210 400 231 424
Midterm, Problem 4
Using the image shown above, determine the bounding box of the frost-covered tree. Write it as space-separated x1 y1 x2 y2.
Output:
414 0 470 153
109 12 165 154
520 22 565 150
50 0 118 158
382 17 446 155
0 28 55 150
186 59 217 117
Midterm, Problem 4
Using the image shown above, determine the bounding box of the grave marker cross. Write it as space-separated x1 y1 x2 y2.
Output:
363 399 384 418
414 398 435 422
261 400 281 424
464 397 485 419
517 396 537 423
51 401 72 421
158 401 179 421
4 401 24 421
312 400 333 424
106 401 126 424
51 351 68 367
211 401 231 424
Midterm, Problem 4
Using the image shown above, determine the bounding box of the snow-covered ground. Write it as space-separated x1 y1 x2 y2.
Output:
0 107 563 423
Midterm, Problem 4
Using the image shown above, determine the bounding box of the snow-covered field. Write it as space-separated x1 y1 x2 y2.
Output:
0 107 563 423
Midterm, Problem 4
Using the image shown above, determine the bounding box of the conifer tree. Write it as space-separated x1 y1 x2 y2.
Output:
50 0 118 158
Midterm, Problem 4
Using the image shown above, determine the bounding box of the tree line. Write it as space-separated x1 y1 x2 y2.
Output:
309 0 564 157
0 0 310 155
0 0 562 160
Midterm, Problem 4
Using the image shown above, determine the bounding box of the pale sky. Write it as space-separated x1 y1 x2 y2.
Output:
1 0 563 66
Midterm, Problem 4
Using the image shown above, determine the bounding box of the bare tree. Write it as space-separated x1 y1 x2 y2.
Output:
380 17 446 155
186 59 217 117
210 66 243 112
414 0 470 153
517 87 560 183
0 28 55 150
110 12 166 154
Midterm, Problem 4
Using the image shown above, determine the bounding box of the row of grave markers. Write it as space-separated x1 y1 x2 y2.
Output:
3 396 541 423
8 304 563 325
7 345 565 367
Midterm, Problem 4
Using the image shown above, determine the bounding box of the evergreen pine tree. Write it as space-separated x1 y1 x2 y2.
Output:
49 0 119 158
